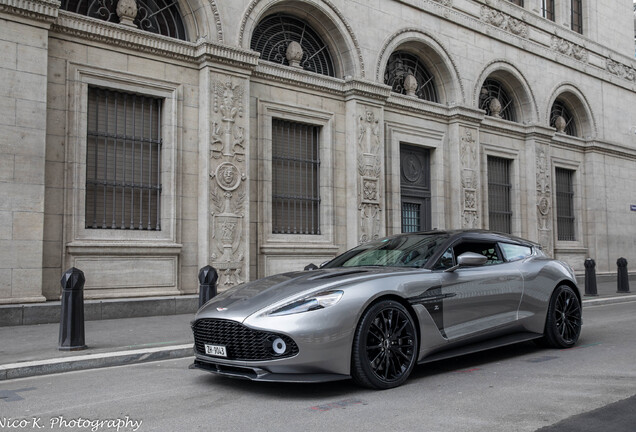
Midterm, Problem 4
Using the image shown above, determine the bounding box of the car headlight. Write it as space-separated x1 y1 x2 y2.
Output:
269 290 344 316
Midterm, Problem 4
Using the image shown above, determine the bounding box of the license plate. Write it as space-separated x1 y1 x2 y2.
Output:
204 344 227 357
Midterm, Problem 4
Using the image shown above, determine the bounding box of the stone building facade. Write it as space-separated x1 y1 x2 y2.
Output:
1 0 635 303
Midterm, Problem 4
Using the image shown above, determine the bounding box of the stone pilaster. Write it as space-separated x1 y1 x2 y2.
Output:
203 72 250 289
0 0 57 303
345 100 385 246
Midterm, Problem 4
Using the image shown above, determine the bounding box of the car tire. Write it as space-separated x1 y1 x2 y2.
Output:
351 300 418 389
539 285 582 349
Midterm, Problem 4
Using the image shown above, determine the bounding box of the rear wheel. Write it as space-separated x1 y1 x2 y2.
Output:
351 300 418 389
540 285 582 348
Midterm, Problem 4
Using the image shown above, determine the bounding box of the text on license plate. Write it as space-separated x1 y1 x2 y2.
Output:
204 344 227 357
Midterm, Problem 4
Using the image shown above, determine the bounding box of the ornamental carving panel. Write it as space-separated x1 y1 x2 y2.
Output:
551 36 588 63
209 77 248 287
357 108 382 243
480 5 528 38
606 59 636 82
460 127 479 228
536 145 553 256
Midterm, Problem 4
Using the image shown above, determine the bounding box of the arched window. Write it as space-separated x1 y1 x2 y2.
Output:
550 99 578 136
251 13 335 77
59 0 187 41
479 79 517 122
384 51 439 103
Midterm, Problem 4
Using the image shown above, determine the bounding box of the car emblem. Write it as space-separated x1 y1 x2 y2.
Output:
217 307 228 311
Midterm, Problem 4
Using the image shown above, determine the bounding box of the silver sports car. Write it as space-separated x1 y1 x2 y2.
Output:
191 230 582 389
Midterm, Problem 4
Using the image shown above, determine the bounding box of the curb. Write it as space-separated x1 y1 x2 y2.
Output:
582 294 636 307
0 344 194 381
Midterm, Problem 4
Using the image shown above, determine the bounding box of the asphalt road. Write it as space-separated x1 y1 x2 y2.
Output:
1 301 635 432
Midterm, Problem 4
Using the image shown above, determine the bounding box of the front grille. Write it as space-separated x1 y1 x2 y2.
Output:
192 319 299 361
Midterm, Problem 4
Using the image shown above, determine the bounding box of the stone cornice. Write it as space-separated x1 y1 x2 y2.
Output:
0 0 59 24
479 116 533 139
343 78 392 101
194 42 260 70
52 11 196 62
552 136 636 160
51 12 260 69
253 61 346 96
385 93 451 121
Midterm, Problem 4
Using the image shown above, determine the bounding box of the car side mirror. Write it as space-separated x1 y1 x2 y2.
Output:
445 252 488 272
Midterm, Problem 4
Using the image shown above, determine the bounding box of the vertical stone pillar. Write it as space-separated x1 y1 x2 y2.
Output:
535 142 553 256
0 0 57 303
206 72 250 288
448 120 482 230
345 98 385 246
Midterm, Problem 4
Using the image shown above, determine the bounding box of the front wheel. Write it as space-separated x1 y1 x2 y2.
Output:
351 300 418 389
540 285 582 348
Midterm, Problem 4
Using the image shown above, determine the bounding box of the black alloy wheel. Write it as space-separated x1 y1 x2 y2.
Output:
542 285 582 348
351 300 418 389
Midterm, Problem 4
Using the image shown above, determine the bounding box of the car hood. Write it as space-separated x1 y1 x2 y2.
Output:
194 267 420 323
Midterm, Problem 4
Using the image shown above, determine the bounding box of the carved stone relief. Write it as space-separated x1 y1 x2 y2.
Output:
606 58 636 82
210 77 247 287
460 127 479 228
551 35 588 63
536 145 553 255
480 5 528 38
357 108 382 243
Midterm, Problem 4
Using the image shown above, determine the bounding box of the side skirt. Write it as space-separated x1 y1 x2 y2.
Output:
418 332 543 365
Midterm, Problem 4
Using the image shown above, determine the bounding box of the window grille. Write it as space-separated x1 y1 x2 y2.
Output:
488 156 512 234
272 120 321 235
251 13 335 77
571 0 583 34
479 79 517 122
550 99 578 136
508 0 524 6
59 0 187 40
86 87 162 230
384 51 439 103
555 168 576 241
401 202 421 233
542 0 555 21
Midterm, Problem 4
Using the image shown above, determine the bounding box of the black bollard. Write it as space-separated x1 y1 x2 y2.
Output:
304 263 318 271
58 267 87 351
617 257 631 293
198 265 219 307
584 258 598 296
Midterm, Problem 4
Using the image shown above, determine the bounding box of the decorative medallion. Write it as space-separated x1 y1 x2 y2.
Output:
214 162 244 191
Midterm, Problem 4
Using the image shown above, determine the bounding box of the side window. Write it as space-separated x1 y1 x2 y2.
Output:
433 247 455 270
499 243 532 262
454 241 503 265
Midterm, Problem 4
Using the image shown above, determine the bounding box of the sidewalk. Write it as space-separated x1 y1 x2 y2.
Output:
1 278 635 381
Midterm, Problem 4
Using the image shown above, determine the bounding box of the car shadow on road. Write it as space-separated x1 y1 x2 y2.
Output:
197 340 553 399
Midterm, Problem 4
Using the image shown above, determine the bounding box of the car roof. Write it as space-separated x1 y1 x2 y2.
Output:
398 229 539 248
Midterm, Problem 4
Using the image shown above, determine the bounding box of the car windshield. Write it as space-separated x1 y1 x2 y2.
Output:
322 233 450 268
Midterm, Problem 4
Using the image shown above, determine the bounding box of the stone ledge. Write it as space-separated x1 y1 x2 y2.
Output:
0 295 199 327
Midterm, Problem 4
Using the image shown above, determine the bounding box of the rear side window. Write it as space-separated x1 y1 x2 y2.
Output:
499 243 532 261
453 241 503 265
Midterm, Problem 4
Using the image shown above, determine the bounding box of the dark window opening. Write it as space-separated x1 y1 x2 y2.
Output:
384 51 439 103
556 168 576 241
59 0 187 40
272 119 321 235
550 99 578 137
479 79 517 122
488 156 512 234
251 13 335 77
86 87 162 230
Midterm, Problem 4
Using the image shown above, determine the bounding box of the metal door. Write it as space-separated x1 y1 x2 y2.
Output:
400 144 431 233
